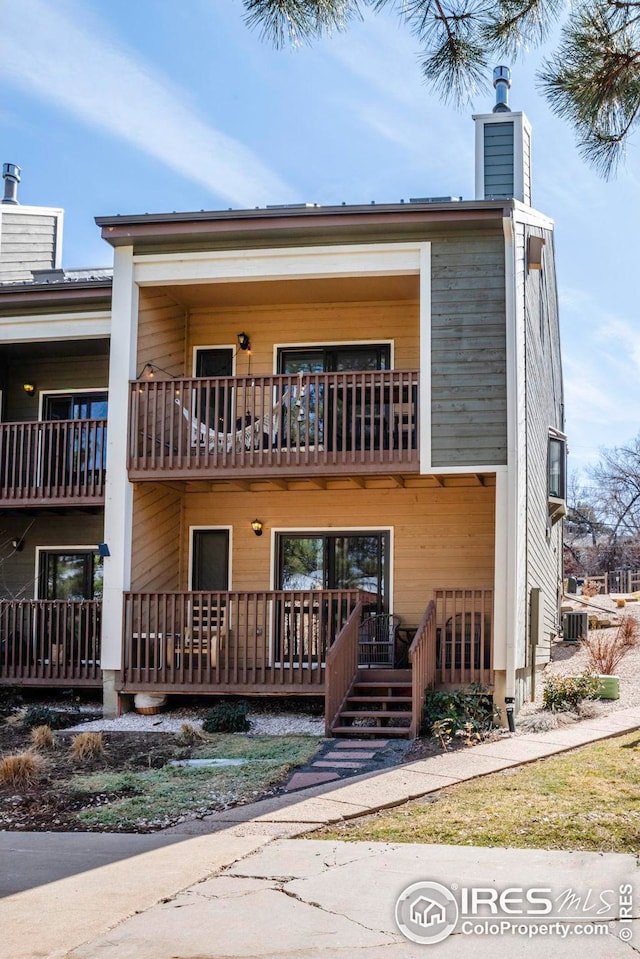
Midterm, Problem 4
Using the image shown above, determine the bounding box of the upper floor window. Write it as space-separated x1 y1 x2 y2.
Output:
278 344 391 374
548 429 567 524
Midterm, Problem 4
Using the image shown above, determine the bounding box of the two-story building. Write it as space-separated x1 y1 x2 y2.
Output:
0 78 565 736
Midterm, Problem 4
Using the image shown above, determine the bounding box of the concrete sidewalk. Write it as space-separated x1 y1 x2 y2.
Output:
2 706 639 959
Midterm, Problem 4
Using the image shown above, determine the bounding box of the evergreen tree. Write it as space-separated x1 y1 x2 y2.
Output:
243 0 640 176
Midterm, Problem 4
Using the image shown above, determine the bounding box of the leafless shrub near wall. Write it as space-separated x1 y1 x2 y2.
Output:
582 615 640 675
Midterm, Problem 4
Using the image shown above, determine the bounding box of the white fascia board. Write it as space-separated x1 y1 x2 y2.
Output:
3 204 65 217
427 465 507 475
133 242 423 286
512 203 554 231
0 310 110 343
419 244 431 473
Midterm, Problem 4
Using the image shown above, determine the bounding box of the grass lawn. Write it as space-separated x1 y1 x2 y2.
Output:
70 734 320 831
317 732 640 854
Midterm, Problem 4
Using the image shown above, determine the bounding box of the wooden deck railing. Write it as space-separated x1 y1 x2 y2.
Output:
409 600 437 738
128 370 419 479
434 588 493 686
0 600 102 686
122 589 376 693
0 420 107 506
325 600 364 735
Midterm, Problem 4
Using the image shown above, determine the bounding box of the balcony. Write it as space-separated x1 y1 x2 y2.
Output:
0 420 107 507
0 599 102 686
128 371 419 481
122 589 376 694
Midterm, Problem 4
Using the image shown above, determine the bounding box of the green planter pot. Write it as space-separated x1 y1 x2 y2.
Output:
596 676 620 701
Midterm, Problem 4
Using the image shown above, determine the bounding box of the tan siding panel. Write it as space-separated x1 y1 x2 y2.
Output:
131 484 182 590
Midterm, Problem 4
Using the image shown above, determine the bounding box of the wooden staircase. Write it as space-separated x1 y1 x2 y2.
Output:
331 669 413 738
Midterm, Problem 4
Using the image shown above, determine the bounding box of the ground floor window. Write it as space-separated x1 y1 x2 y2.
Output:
190 529 230 591
277 531 389 610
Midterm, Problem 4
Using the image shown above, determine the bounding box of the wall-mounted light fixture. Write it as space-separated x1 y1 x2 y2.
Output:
251 519 263 537
22 383 35 395
237 332 251 352
11 538 24 552
97 542 111 558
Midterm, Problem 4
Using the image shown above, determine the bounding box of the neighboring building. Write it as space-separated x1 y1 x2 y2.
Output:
0 73 565 734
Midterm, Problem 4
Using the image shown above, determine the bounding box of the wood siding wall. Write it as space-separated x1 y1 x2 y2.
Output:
0 513 104 599
177 485 495 626
130 484 183 591
430 231 507 467
483 123 514 200
137 288 185 376
187 300 417 374
2 353 109 422
0 209 58 282
523 224 563 673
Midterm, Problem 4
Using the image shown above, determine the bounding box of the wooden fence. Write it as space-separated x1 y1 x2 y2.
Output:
409 600 437 737
325 601 364 735
122 589 375 693
0 600 102 686
0 420 107 506
434 588 493 686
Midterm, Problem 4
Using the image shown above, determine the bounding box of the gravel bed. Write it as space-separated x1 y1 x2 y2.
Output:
67 709 324 737
525 593 640 717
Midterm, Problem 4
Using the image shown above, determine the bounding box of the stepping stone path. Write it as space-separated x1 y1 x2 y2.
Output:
284 738 412 792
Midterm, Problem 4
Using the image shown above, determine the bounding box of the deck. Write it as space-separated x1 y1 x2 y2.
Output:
128 370 419 480
0 420 107 507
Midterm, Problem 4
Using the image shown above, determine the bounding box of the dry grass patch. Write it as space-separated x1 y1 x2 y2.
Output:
30 725 55 751
178 722 208 745
69 732 104 761
317 732 640 854
0 751 45 787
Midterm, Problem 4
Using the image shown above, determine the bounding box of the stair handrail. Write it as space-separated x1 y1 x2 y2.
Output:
325 600 363 736
408 599 437 738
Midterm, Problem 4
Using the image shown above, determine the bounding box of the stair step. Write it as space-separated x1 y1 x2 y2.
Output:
339 710 412 719
331 726 411 738
347 696 412 704
353 681 412 690
358 669 412 682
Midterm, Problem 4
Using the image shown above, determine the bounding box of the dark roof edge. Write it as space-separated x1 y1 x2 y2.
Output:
0 280 112 312
96 198 513 230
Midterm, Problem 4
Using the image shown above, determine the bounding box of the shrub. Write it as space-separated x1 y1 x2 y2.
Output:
69 732 104 760
582 616 639 675
30 725 55 751
23 705 70 730
542 672 600 711
422 685 499 738
202 700 251 733
0 751 44 787
616 598 627 608
581 580 601 598
178 722 208 745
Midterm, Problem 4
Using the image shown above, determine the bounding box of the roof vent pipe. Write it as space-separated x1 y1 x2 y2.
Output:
2 163 21 204
492 66 511 113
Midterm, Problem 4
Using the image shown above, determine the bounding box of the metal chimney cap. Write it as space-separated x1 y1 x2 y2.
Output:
493 66 511 87
492 65 512 113
3 163 21 181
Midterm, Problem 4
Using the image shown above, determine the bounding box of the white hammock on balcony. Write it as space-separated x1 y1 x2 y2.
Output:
175 389 290 453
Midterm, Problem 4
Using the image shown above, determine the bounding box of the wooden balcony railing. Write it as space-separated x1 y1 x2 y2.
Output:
409 599 437 737
325 600 364 735
0 600 102 686
128 371 419 479
0 420 107 506
122 589 376 693
435 588 493 686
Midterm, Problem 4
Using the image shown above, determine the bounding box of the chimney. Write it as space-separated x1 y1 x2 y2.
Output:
2 163 21 205
473 68 532 206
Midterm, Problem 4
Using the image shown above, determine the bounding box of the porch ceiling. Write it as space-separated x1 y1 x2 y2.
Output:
161 274 419 309
149 473 497 494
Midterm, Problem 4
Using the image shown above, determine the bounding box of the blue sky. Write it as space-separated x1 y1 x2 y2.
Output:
2 0 639 475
